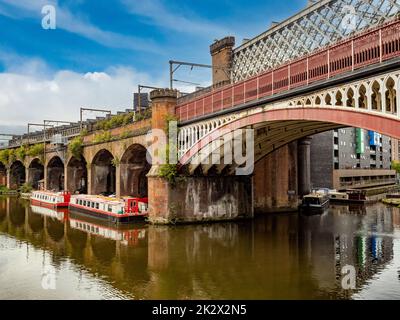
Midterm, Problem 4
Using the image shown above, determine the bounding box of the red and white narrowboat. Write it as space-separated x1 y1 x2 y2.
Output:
69 195 148 223
30 190 71 208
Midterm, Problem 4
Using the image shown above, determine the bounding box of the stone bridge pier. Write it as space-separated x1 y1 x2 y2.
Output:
147 89 254 224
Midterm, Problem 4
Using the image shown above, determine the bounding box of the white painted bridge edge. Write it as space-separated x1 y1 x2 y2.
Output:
178 69 400 159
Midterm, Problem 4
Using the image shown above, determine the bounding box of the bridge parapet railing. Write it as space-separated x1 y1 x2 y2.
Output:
176 17 400 123
4 108 152 150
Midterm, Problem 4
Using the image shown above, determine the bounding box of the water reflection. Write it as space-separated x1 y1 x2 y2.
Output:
0 196 399 300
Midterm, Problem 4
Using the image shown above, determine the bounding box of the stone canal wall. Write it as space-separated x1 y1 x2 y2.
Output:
148 175 253 224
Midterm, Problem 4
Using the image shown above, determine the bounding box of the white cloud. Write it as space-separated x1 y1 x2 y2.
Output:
0 0 161 53
0 64 161 127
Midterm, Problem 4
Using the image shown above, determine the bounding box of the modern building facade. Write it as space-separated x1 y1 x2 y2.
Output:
310 128 397 190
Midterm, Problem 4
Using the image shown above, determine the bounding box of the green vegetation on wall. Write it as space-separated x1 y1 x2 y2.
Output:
0 149 11 164
93 131 113 144
158 115 180 186
15 145 27 160
95 113 134 131
134 109 152 122
68 137 84 159
27 144 45 158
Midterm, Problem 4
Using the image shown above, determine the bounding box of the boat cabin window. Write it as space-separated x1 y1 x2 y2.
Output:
108 205 112 212
304 197 321 205
96 203 99 210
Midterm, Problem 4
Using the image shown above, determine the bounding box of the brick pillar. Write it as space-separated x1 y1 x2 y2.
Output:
6 167 11 189
147 88 178 224
63 164 69 192
254 142 299 213
87 164 93 195
210 36 235 86
115 164 121 199
298 137 312 196
44 161 48 190
25 166 29 187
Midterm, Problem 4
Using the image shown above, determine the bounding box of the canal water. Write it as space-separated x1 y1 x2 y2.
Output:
0 196 399 300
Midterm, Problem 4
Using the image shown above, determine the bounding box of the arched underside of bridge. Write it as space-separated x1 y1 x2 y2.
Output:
9 161 26 190
120 144 151 198
67 156 88 194
47 156 64 192
27 158 44 190
180 106 400 174
91 149 116 196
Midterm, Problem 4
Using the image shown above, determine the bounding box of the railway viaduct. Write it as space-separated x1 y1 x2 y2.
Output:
2 0 400 224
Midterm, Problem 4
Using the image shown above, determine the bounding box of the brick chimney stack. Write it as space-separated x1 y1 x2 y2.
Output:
210 36 235 87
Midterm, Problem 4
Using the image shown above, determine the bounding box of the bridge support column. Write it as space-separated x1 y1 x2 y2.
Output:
115 165 121 199
63 165 69 192
254 142 299 213
148 173 253 224
25 167 29 187
87 165 93 195
6 168 11 189
298 137 312 196
44 162 48 190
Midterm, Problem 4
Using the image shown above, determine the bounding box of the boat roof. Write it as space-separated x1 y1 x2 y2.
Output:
72 194 123 204
304 193 327 199
32 190 66 196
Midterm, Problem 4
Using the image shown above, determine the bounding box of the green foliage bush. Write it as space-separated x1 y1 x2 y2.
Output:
19 183 32 194
158 115 180 186
95 113 135 131
0 149 10 164
135 109 152 122
0 185 10 192
392 161 400 174
27 144 44 158
68 137 84 159
93 131 113 144
15 145 27 160
8 149 16 163
158 163 178 186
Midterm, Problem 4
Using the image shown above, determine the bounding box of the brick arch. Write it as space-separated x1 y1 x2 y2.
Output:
46 156 64 191
90 149 116 196
27 158 44 190
66 155 88 194
120 143 151 197
180 106 400 169
85 146 115 166
9 160 26 189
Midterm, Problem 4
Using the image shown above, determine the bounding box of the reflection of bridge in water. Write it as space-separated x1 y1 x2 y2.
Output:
0 196 399 299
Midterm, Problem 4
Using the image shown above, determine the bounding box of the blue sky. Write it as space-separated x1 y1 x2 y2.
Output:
0 0 306 131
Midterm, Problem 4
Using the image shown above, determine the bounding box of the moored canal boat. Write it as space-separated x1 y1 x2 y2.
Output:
69 195 148 223
327 190 349 203
342 189 368 204
299 193 330 215
30 190 71 208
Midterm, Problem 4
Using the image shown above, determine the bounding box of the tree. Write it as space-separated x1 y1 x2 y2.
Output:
392 161 400 174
